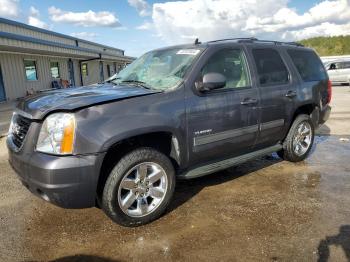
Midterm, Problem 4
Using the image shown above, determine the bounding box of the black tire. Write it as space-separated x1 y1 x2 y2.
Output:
278 114 314 162
102 147 175 227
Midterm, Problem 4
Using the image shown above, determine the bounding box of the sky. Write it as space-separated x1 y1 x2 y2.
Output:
0 0 349 57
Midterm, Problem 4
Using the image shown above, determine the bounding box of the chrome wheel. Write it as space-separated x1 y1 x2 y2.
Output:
293 121 312 156
117 162 168 218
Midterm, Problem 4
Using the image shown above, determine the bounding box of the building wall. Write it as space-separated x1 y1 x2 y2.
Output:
81 60 100 86
78 42 123 57
0 21 125 58
0 52 133 100
0 23 75 46
0 53 70 100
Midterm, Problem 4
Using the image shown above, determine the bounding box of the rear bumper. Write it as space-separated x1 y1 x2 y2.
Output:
319 104 331 125
8 144 105 209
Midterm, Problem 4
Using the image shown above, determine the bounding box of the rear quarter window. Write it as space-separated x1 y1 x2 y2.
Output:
287 49 327 82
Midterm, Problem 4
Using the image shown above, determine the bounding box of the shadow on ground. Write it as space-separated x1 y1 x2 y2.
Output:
168 154 282 213
318 225 350 262
45 255 121 262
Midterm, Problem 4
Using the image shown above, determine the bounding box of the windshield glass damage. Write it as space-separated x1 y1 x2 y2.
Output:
110 48 203 90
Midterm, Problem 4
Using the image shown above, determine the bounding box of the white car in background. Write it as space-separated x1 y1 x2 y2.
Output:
325 60 350 85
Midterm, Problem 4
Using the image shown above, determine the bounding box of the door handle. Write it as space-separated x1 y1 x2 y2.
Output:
285 90 297 98
241 98 258 105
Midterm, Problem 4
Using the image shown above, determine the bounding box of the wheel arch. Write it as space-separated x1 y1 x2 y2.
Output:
96 130 182 202
291 103 319 127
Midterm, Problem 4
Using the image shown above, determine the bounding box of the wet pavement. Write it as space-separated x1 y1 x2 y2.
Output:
0 87 350 262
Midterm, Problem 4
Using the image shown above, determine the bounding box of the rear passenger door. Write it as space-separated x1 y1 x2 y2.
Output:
247 47 295 147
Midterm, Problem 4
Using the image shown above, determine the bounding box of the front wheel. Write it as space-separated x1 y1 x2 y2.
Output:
102 148 176 227
278 114 314 162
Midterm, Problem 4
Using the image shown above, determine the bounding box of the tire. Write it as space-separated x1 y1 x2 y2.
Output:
278 114 314 162
102 147 175 227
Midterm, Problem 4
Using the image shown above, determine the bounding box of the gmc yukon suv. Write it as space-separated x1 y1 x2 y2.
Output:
7 38 331 226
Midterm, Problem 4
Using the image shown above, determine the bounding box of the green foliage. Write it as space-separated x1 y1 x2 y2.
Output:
299 35 350 56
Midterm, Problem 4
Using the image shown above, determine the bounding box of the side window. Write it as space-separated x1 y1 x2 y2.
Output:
287 49 327 82
336 62 343 69
344 62 350 69
252 49 289 86
200 49 250 89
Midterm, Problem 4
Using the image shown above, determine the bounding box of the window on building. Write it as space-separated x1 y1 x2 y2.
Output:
24 60 38 81
200 49 250 89
81 63 88 77
107 64 111 77
50 62 60 78
252 49 289 86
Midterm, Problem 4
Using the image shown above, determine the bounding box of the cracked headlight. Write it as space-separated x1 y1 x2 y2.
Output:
36 113 76 155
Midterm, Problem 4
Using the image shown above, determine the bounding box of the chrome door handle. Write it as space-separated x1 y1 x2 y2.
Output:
241 98 258 105
285 90 297 98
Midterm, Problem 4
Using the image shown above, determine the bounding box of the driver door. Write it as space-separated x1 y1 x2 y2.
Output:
185 47 259 166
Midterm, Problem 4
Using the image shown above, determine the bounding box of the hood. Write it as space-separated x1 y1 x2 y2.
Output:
17 83 161 120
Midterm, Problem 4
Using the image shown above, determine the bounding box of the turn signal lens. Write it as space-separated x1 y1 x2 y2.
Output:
60 117 76 154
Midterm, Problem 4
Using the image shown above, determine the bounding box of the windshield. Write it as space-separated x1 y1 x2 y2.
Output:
111 47 203 90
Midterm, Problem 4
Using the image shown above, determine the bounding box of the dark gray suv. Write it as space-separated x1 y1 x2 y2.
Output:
7 38 331 226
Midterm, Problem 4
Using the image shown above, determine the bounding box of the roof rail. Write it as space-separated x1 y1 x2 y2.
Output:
207 37 258 43
206 37 304 47
251 39 304 47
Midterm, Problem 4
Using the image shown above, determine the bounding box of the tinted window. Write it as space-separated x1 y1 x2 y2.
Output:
252 49 289 86
201 49 250 89
287 49 327 81
24 60 38 81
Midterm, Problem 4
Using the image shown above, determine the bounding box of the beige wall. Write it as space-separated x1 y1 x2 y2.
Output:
0 22 124 58
0 23 75 46
0 52 133 100
0 53 71 100
81 60 100 86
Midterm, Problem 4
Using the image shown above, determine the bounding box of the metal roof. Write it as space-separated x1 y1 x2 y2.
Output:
0 17 124 53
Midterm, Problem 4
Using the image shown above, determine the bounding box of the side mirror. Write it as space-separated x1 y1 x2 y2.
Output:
196 73 226 92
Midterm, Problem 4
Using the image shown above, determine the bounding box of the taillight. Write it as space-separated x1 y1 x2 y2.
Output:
327 80 332 104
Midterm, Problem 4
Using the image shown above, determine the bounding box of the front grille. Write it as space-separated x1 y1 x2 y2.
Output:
10 114 32 149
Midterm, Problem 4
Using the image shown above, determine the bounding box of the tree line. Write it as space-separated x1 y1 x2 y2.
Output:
299 35 350 56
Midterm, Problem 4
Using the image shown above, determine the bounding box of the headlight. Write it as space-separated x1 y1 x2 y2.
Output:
36 113 76 155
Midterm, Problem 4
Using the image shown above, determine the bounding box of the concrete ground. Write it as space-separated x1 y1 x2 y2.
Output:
0 87 350 262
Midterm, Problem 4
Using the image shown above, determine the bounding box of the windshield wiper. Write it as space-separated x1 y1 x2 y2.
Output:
121 80 152 90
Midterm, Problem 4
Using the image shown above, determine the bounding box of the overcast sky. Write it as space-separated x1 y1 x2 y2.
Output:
0 0 349 57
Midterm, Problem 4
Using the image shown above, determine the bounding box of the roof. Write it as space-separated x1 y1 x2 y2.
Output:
0 17 124 53
151 38 309 53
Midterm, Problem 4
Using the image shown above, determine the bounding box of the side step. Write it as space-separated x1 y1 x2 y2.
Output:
178 144 282 179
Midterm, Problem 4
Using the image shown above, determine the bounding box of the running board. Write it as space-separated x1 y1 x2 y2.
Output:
178 144 282 179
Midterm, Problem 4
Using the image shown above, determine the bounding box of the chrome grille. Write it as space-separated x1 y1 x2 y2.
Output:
9 114 31 149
